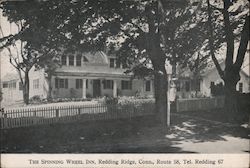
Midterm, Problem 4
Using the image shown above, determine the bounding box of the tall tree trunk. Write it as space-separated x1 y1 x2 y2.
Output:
223 68 240 113
47 72 53 102
23 70 30 105
151 53 168 128
154 70 168 128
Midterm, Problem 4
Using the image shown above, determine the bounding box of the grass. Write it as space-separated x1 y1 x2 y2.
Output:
1 111 249 153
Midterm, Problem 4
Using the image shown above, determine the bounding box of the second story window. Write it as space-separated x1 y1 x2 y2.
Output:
116 60 121 68
122 62 128 69
69 56 74 66
110 58 115 68
33 79 39 89
76 55 82 66
61 55 67 65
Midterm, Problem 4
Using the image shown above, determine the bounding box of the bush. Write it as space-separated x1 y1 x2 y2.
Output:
29 95 42 104
105 96 118 105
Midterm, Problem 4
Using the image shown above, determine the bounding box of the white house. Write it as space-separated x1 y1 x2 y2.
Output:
171 59 250 99
200 61 250 97
1 51 154 104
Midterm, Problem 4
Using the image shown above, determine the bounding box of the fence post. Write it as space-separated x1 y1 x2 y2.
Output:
176 99 179 112
1 108 8 129
56 108 59 122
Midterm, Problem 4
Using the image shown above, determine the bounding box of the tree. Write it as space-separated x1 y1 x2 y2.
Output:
1 0 211 126
56 0 206 127
0 0 67 104
206 0 249 111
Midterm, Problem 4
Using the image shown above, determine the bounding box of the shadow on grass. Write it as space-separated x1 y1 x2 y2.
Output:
167 113 249 144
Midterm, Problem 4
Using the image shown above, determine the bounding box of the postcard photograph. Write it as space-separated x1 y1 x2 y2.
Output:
0 0 249 167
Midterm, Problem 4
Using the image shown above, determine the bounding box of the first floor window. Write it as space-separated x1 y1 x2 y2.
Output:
145 80 151 91
9 81 16 89
103 80 113 89
239 82 243 93
185 81 190 92
55 78 68 88
19 82 23 90
3 82 8 88
33 79 39 89
121 80 132 90
76 79 83 89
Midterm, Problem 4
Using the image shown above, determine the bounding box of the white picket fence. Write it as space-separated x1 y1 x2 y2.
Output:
176 96 225 112
0 102 155 129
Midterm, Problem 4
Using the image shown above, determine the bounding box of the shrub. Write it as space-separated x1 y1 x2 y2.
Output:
29 95 42 104
105 96 118 105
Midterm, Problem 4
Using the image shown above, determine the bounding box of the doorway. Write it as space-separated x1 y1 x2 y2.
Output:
93 79 101 97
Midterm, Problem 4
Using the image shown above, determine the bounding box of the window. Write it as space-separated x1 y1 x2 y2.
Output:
103 80 113 89
210 81 215 87
121 80 132 90
76 79 88 89
110 58 115 68
116 60 121 68
122 62 128 69
3 82 8 88
69 56 74 66
61 55 67 65
33 79 39 89
76 79 83 89
76 55 82 66
145 80 151 91
185 81 190 92
55 78 68 88
191 79 200 91
176 81 180 91
19 82 23 90
9 81 16 89
239 82 243 93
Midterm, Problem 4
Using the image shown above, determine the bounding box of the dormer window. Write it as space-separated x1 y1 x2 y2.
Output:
69 56 74 66
61 55 67 65
76 55 82 66
110 58 115 68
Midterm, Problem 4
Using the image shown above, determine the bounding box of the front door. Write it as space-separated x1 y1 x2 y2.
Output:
93 79 101 97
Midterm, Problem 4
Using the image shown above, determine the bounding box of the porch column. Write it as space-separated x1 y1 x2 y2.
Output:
73 55 76 66
82 78 86 99
113 80 117 97
66 56 69 66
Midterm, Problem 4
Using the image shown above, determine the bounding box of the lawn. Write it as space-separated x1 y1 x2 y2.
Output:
1 112 249 153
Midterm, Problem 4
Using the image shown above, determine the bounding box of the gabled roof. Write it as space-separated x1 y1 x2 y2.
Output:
1 73 20 82
80 51 108 64
201 59 250 78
